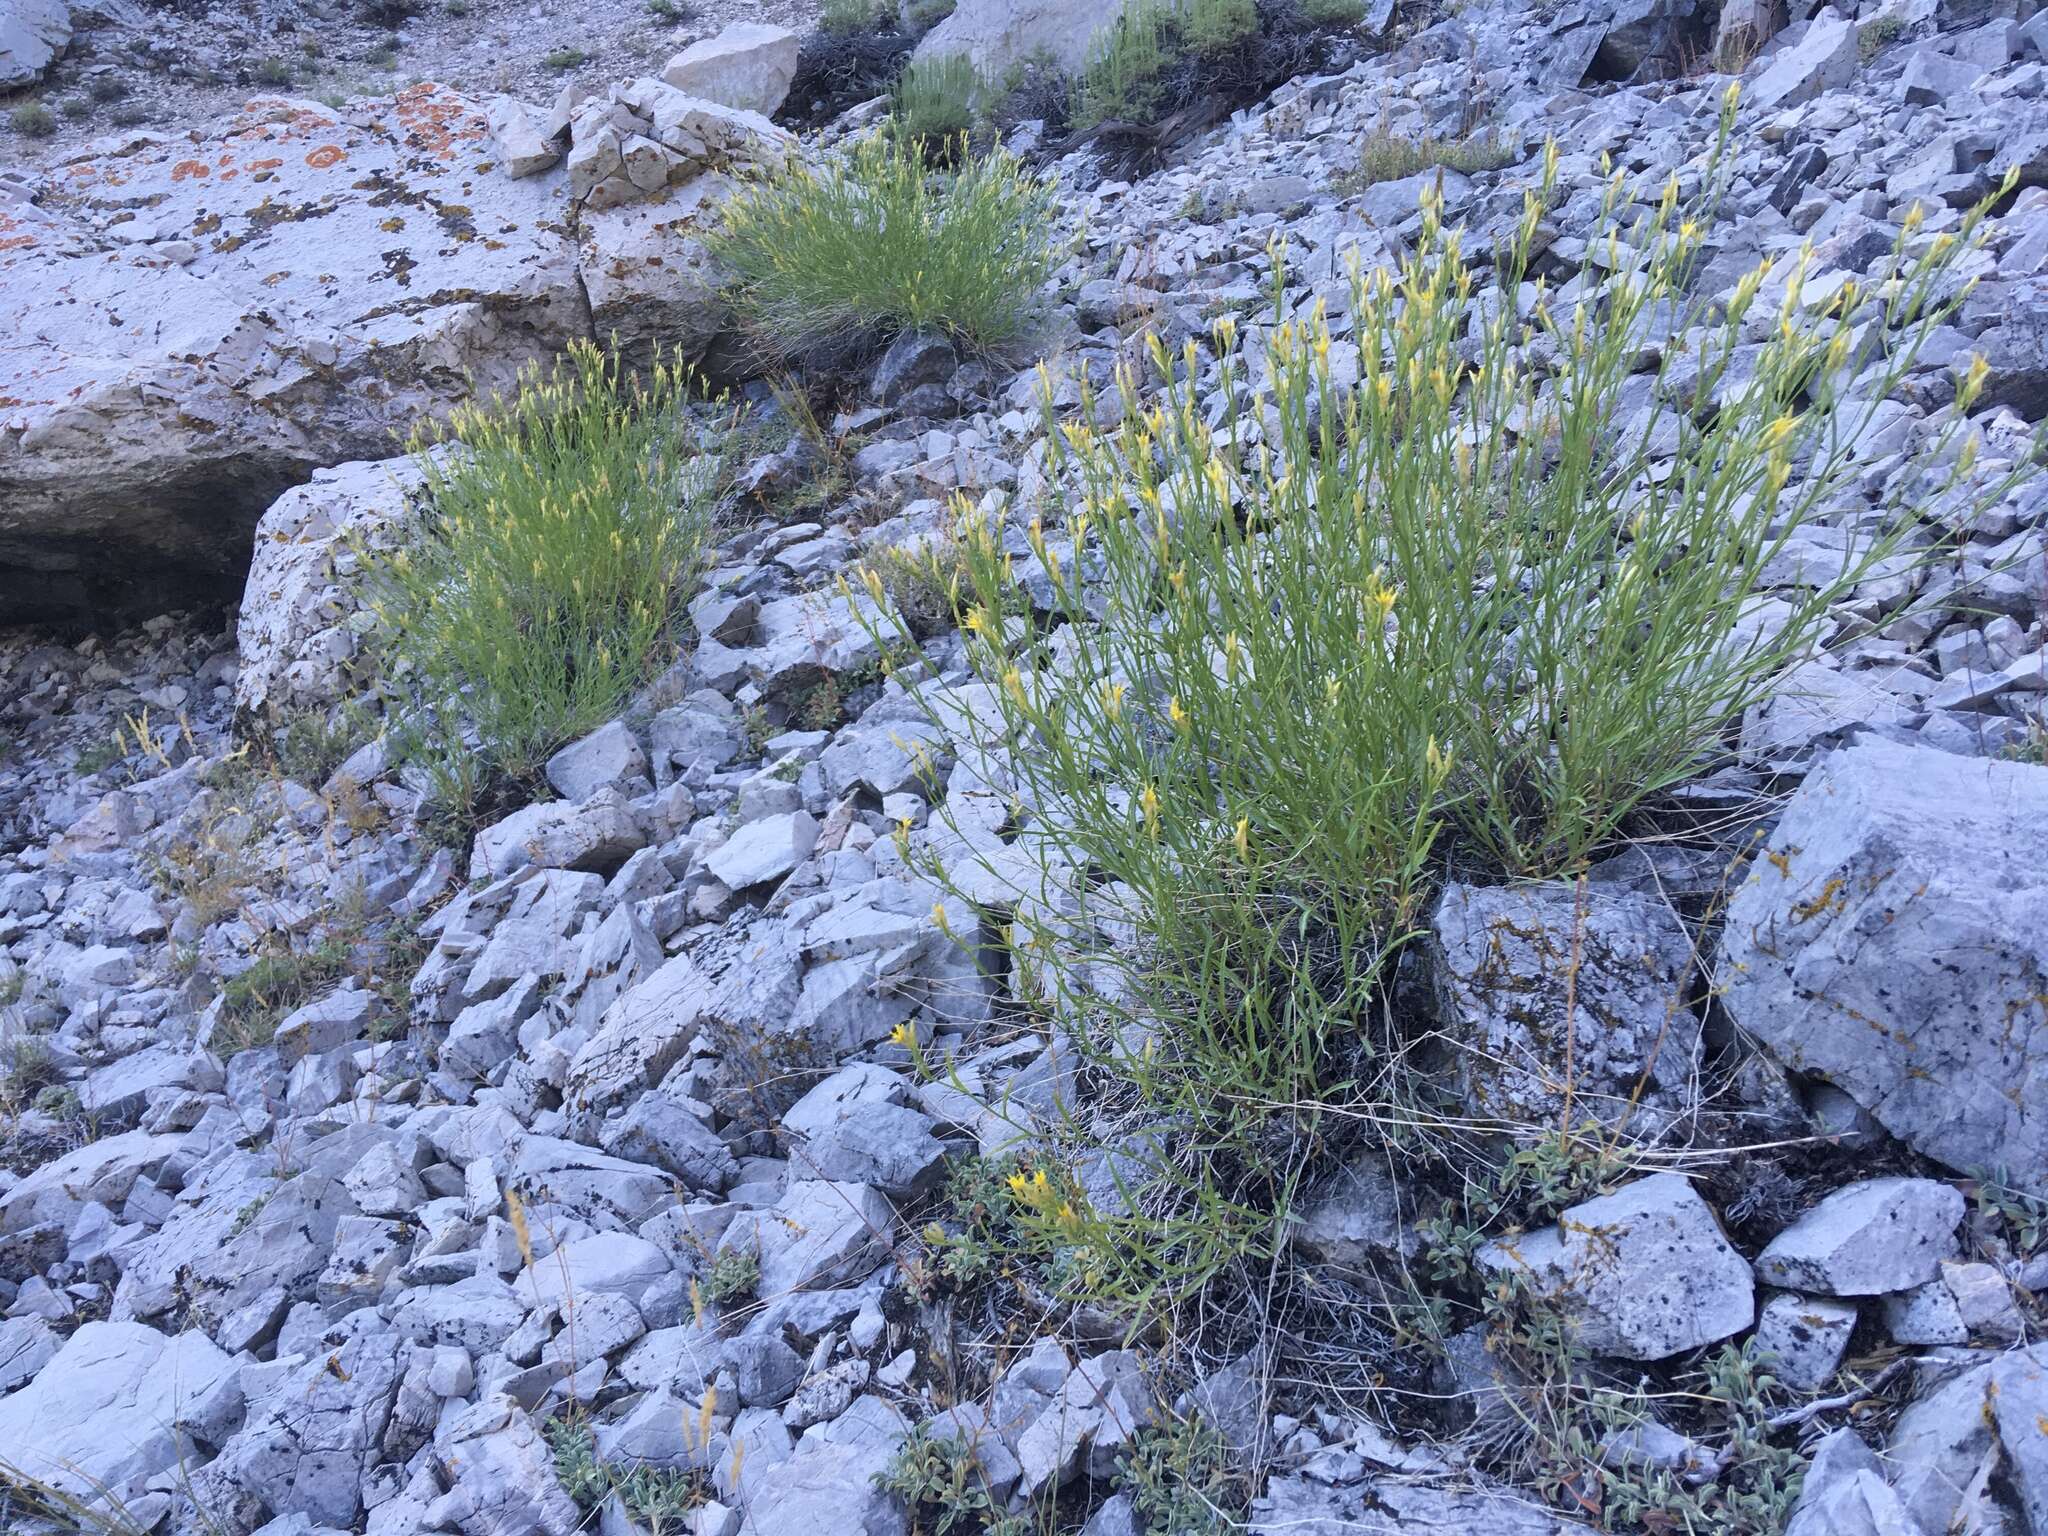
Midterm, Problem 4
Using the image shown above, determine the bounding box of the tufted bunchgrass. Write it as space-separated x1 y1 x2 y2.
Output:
368 340 732 800
1071 0 1173 128
868 90 2034 1323
709 133 1058 363
1349 124 1519 186
890 52 981 151
1070 0 1259 129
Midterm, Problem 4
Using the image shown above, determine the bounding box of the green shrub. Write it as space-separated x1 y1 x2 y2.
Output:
820 0 879 33
543 45 586 71
544 1416 704 1526
1072 0 1173 128
1351 125 1518 185
1301 0 1365 23
368 341 730 797
215 939 352 1054
10 102 56 138
877 1426 1014 1533
874 118 2027 1315
1857 11 1905 60
1180 0 1257 52
1071 0 1258 129
869 534 973 639
1115 1418 1242 1535
710 134 1058 360
891 53 979 149
699 1247 759 1306
255 56 294 85
268 701 375 786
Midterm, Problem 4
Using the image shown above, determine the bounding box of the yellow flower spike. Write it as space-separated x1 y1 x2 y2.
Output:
1205 455 1230 502
888 1021 915 1051
1233 817 1250 863
1212 313 1237 350
1139 782 1160 835
1100 680 1126 721
1959 352 1990 408
1169 564 1188 598
1002 665 1026 706
931 902 953 938
1427 736 1453 784
1224 631 1242 679
1957 431 1980 475
1168 696 1189 732
861 567 886 605
1145 330 1170 372
1763 412 1799 450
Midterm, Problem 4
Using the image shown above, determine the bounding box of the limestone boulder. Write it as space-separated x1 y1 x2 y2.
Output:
1 79 772 628
1475 1174 1754 1361
234 452 436 718
913 0 1140 77
0 0 68 88
0 1321 234 1504
1719 739 2048 1193
661 23 801 115
0 88 585 625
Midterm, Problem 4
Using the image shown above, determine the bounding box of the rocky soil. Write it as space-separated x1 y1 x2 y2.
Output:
4 0 2048 1533
0 0 818 174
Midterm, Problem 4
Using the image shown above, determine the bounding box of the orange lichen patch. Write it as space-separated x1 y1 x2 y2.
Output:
250 158 285 171
0 235 34 252
172 161 211 181
393 83 486 162
306 145 347 170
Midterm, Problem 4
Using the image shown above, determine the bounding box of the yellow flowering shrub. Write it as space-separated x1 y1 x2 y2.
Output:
867 92 2033 1316
368 340 733 808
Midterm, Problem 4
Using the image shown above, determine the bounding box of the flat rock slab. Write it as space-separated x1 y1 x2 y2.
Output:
0 86 586 624
0 1321 234 1503
1250 1474 1595 1534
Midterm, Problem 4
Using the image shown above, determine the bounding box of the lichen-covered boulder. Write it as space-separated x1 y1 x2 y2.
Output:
1 79 777 628
1718 738 2048 1193
0 87 585 625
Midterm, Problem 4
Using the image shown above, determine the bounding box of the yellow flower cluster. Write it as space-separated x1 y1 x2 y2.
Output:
1007 1166 1089 1243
